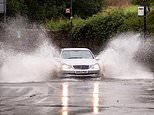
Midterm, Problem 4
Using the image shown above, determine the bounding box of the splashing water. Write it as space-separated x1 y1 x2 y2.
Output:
0 16 60 83
98 33 153 79
0 16 153 82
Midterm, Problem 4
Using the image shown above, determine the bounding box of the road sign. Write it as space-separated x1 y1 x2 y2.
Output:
0 0 4 13
138 6 144 16
65 8 71 14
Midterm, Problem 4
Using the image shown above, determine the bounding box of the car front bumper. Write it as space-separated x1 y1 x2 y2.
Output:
61 69 100 78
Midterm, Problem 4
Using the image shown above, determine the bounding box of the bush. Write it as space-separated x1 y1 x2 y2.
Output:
72 10 124 45
7 0 28 16
46 19 70 32
104 0 131 6
119 12 143 32
147 10 154 34
120 7 154 34
131 0 138 5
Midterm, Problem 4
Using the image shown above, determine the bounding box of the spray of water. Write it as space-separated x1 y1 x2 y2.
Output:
0 16 153 82
0 16 60 83
98 33 154 79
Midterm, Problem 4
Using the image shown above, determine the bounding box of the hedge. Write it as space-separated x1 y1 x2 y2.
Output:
72 11 124 45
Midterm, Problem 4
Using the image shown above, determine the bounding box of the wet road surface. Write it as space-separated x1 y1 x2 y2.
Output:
1 78 154 115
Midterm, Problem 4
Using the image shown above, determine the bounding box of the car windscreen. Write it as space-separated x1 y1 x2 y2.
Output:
61 50 94 59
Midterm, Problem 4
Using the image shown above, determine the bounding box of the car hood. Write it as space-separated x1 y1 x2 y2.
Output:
61 59 97 65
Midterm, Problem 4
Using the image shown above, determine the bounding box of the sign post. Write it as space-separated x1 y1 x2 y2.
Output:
65 0 73 47
138 6 144 16
138 0 147 38
143 1 147 38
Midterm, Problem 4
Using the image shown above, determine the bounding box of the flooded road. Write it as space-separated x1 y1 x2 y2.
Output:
1 79 154 115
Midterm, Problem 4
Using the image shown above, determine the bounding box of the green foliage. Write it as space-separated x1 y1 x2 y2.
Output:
131 0 154 5
7 0 103 21
103 0 131 6
122 5 138 14
72 11 124 44
46 5 154 46
46 16 85 32
120 8 154 34
147 10 154 34
131 0 139 5
26 0 66 21
119 12 144 32
73 0 103 18
7 0 28 16
46 19 70 31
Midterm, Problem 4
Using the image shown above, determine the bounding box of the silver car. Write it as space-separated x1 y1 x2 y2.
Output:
60 48 100 78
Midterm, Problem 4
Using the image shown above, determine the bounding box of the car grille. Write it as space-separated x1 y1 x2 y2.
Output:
73 65 89 69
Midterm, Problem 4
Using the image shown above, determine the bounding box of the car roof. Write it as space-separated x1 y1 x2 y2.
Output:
61 48 90 51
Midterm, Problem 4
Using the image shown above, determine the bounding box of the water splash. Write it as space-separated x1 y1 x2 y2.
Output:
98 33 153 79
0 16 60 83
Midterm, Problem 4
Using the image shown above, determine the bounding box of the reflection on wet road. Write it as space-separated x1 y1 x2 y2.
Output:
92 82 99 114
1 79 154 115
62 83 68 115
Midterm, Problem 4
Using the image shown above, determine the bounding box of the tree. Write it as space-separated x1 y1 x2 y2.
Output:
73 0 103 18
7 0 28 16
7 0 103 21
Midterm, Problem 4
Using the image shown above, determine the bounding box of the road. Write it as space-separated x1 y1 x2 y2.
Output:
1 78 154 115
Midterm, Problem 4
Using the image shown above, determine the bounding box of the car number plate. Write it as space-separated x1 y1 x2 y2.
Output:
75 71 88 74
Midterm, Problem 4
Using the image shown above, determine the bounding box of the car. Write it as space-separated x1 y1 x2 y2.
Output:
60 48 100 78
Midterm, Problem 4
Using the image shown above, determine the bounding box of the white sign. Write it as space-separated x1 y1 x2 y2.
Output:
65 8 71 14
138 6 144 16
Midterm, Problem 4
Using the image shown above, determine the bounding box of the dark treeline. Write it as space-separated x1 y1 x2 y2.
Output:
7 0 103 21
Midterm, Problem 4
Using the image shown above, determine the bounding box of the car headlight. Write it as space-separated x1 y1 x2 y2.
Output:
62 64 72 70
90 64 100 70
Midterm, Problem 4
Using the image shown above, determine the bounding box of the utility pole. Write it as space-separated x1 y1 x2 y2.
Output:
138 0 147 38
65 0 73 47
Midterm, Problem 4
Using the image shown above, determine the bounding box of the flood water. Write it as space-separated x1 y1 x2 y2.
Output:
1 78 154 115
